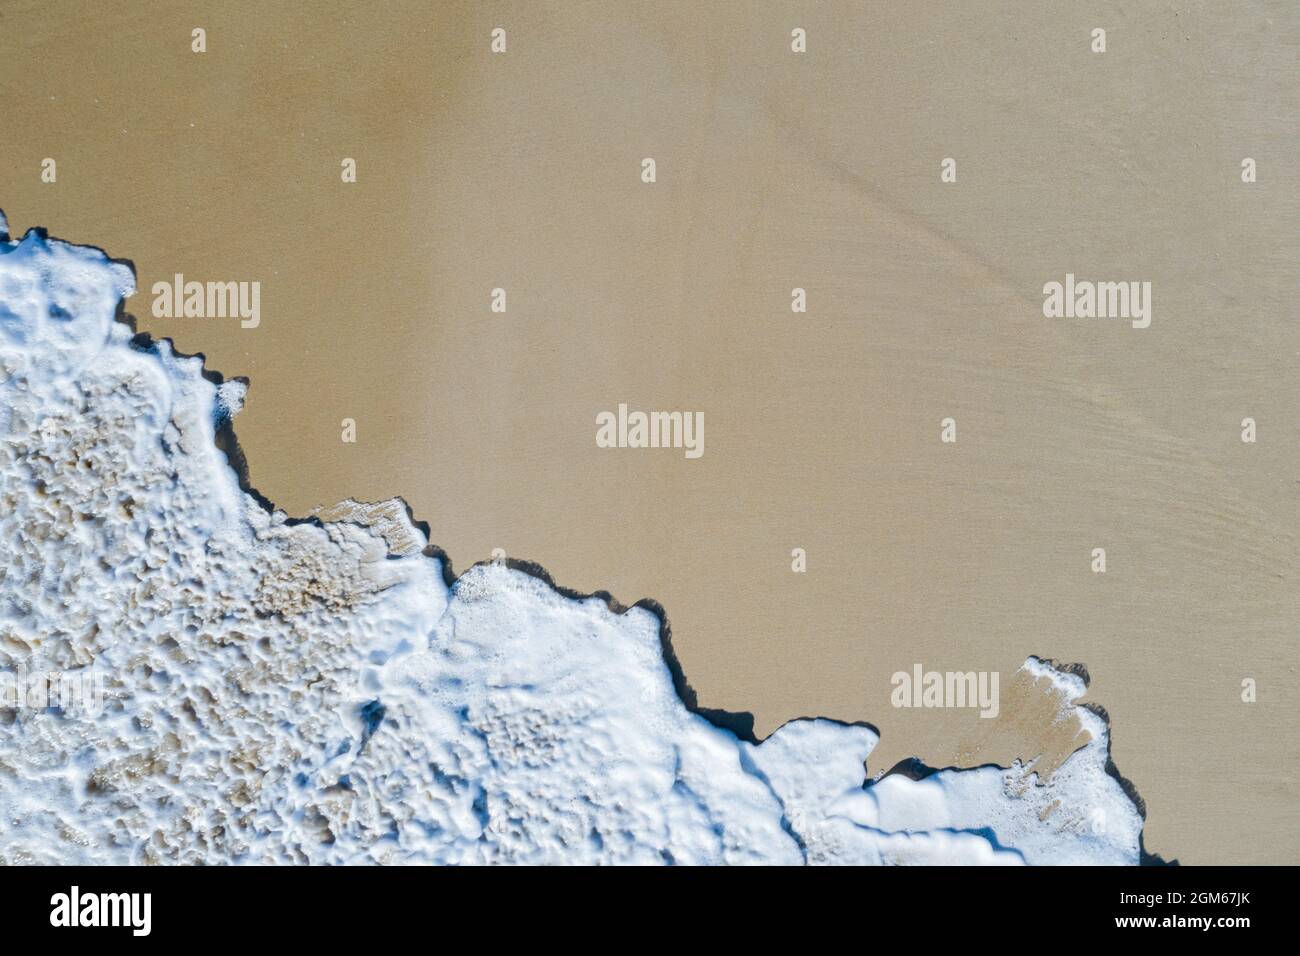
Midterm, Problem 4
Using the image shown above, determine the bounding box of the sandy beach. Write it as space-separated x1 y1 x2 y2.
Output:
2 0 1296 863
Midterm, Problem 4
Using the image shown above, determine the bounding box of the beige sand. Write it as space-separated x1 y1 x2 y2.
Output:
2 0 1296 863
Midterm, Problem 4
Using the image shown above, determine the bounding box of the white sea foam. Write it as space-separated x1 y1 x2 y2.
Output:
0 223 1143 864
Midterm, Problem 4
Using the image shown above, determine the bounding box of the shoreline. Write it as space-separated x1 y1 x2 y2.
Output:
31 214 1164 863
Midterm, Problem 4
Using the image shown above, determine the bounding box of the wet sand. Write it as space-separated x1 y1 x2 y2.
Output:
2 0 1297 863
